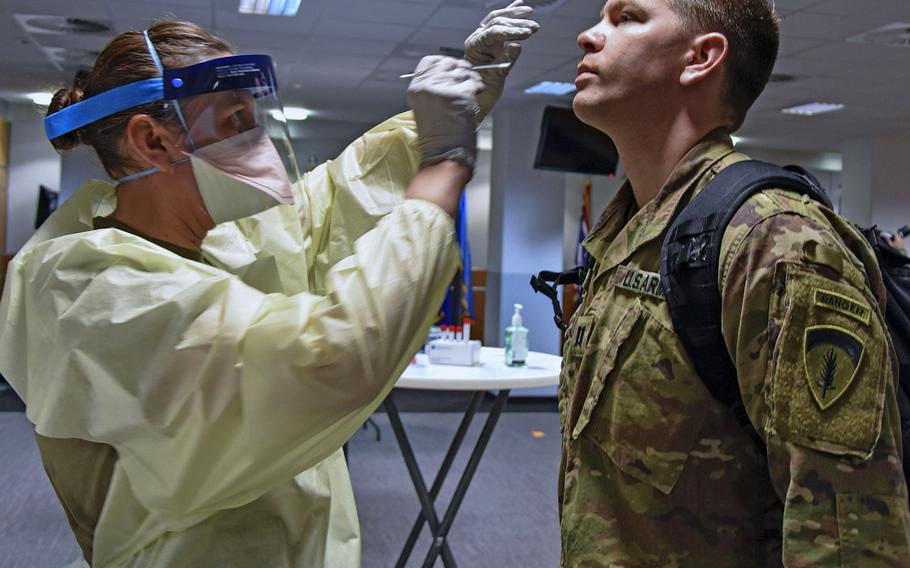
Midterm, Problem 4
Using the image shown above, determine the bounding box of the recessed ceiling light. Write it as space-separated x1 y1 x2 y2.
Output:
524 81 576 96
238 0 301 16
283 107 310 120
781 102 846 116
27 92 53 106
271 107 310 122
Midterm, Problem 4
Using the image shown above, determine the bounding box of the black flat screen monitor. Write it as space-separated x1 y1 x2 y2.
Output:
35 185 59 229
534 106 619 177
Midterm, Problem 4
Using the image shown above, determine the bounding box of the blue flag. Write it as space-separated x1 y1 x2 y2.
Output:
439 192 473 325
575 181 592 302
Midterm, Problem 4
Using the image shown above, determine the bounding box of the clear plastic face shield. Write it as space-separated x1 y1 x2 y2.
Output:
44 31 302 223
164 53 302 187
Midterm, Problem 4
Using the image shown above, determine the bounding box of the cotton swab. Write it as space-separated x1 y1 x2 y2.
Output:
399 62 512 79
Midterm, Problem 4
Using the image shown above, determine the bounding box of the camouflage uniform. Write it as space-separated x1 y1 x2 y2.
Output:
558 130 910 567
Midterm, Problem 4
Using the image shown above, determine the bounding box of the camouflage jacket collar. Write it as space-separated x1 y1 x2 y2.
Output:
583 129 738 272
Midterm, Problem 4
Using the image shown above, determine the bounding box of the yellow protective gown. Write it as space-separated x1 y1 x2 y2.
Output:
0 112 459 567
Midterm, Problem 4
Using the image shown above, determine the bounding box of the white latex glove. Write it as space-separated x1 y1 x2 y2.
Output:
407 56 483 169
464 0 540 122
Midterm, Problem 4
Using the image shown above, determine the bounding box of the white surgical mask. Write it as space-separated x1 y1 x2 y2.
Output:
115 126 295 226
189 127 294 224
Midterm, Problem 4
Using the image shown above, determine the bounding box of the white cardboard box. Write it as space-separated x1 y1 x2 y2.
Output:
427 340 482 367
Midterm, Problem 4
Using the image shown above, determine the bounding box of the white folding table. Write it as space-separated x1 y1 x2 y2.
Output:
384 347 561 568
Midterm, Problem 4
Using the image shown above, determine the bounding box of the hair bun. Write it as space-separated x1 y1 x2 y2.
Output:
47 83 85 150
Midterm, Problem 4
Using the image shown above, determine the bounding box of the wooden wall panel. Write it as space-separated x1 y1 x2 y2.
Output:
0 118 8 264
0 119 9 168
471 270 486 342
0 255 11 297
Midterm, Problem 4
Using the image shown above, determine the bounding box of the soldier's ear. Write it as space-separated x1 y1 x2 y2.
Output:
679 32 728 88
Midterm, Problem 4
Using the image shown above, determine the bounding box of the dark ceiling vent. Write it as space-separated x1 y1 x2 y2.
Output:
15 15 112 35
848 22 910 48
14 14 113 71
769 73 797 83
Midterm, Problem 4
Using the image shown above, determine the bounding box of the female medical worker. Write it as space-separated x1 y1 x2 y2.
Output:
0 4 539 567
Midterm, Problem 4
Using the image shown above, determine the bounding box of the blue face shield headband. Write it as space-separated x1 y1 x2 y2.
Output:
44 31 289 184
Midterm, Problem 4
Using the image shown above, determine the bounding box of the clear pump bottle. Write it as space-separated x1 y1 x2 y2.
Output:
504 303 529 367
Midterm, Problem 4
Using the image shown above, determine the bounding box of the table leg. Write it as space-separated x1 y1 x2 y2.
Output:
385 395 458 568
420 390 511 568
397 392 484 567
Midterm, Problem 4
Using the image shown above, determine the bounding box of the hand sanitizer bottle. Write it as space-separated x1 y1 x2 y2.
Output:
504 303 529 367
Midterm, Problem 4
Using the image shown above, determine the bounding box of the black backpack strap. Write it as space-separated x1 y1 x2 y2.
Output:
660 160 832 433
531 263 592 331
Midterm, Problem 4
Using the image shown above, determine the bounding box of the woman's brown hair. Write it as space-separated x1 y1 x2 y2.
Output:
47 21 233 177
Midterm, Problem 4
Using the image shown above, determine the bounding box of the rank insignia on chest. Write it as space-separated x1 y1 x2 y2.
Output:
803 325 865 410
612 265 665 299
572 315 595 349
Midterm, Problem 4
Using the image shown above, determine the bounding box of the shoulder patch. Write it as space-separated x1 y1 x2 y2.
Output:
814 289 871 325
804 325 865 411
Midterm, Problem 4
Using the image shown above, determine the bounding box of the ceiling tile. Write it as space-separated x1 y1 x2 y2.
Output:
780 12 896 40
378 56 421 72
522 35 580 58
118 0 213 7
806 0 910 21
298 52 385 69
423 7 485 30
773 0 828 13
408 26 471 48
323 0 438 25
535 15 594 39
310 18 418 42
778 36 827 57
113 5 214 32
7 0 111 19
550 0 605 19
289 40 395 65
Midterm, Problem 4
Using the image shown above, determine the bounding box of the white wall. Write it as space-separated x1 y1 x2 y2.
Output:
485 103 566 355
60 146 108 202
841 134 910 232
465 149 491 269
6 103 61 254
289 118 378 172
740 145 844 213
867 135 910 232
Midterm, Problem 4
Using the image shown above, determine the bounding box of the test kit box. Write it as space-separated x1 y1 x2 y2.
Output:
427 340 482 367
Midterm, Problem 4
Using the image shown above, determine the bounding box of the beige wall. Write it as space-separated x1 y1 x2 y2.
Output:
0 118 9 260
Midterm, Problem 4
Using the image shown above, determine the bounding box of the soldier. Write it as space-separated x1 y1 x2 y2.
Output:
884 228 908 256
558 0 910 566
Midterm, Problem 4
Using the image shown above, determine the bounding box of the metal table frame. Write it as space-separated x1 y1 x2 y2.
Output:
383 389 511 568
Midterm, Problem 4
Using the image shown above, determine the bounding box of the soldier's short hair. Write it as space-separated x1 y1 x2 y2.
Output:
669 0 779 132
